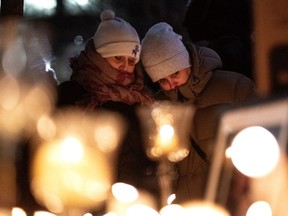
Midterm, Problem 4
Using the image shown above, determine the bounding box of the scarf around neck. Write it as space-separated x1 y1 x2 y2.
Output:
70 39 155 109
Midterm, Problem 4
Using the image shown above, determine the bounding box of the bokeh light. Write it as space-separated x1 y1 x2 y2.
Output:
160 204 185 216
230 126 280 177
183 201 230 216
112 183 139 203
246 201 272 216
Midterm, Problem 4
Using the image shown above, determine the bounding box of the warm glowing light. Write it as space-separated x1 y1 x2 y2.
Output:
138 101 193 162
103 212 117 216
0 75 27 138
151 124 178 158
94 125 120 153
167 148 190 162
24 85 54 121
246 201 272 216
108 189 157 216
225 146 232 158
160 204 186 216
151 107 174 127
126 204 160 216
0 75 20 110
37 115 56 140
159 124 174 140
60 136 84 163
230 126 280 177
93 111 126 153
31 109 126 212
0 74 54 141
167 194 176 205
34 211 56 216
112 183 139 203
31 138 113 212
83 213 93 216
183 201 230 216
12 207 27 216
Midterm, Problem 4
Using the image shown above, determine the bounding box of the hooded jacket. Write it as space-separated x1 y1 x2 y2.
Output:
155 43 257 203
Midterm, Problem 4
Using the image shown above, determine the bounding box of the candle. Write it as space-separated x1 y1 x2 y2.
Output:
155 124 178 155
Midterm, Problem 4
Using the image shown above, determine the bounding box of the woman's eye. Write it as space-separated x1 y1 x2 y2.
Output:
171 71 179 78
114 56 122 61
128 58 136 65
158 79 167 84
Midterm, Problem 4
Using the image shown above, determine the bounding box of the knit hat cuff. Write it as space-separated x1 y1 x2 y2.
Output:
96 42 141 62
144 50 191 82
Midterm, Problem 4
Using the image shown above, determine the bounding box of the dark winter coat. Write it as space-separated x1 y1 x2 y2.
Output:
154 43 257 204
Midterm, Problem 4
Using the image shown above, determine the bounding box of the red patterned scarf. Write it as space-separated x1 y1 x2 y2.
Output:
70 39 155 109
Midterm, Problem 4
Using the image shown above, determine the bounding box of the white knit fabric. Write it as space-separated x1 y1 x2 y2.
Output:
93 10 141 62
141 22 191 82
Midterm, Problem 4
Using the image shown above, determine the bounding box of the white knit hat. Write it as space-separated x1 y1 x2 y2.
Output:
93 10 141 62
141 22 191 82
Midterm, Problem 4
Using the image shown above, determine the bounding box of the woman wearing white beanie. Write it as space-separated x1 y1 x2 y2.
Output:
93 9 141 63
141 22 258 208
57 10 160 209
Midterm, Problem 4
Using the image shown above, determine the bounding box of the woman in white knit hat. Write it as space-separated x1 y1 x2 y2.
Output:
141 22 258 210
57 9 160 210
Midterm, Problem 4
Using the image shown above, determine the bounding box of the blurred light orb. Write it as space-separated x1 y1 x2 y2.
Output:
31 137 113 212
0 75 20 110
32 108 125 213
159 124 174 141
12 207 27 216
183 201 230 216
83 213 93 216
230 126 280 178
60 136 84 163
167 193 176 205
94 125 120 153
34 211 56 216
37 115 56 140
246 201 272 216
137 101 193 162
160 204 186 216
103 213 117 216
108 188 157 216
112 183 139 203
167 148 189 162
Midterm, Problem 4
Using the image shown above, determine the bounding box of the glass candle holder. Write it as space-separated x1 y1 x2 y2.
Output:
30 108 126 215
137 101 194 163
137 101 194 207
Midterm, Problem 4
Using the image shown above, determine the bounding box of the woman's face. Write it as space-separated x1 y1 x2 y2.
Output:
106 56 137 73
158 67 191 91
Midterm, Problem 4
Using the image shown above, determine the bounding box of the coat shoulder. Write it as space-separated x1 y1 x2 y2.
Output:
196 70 257 107
56 80 86 107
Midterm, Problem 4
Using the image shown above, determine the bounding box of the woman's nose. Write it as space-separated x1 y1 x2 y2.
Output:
119 60 128 71
168 79 177 90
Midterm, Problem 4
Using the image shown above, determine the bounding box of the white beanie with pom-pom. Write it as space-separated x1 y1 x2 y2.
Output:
93 10 141 62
